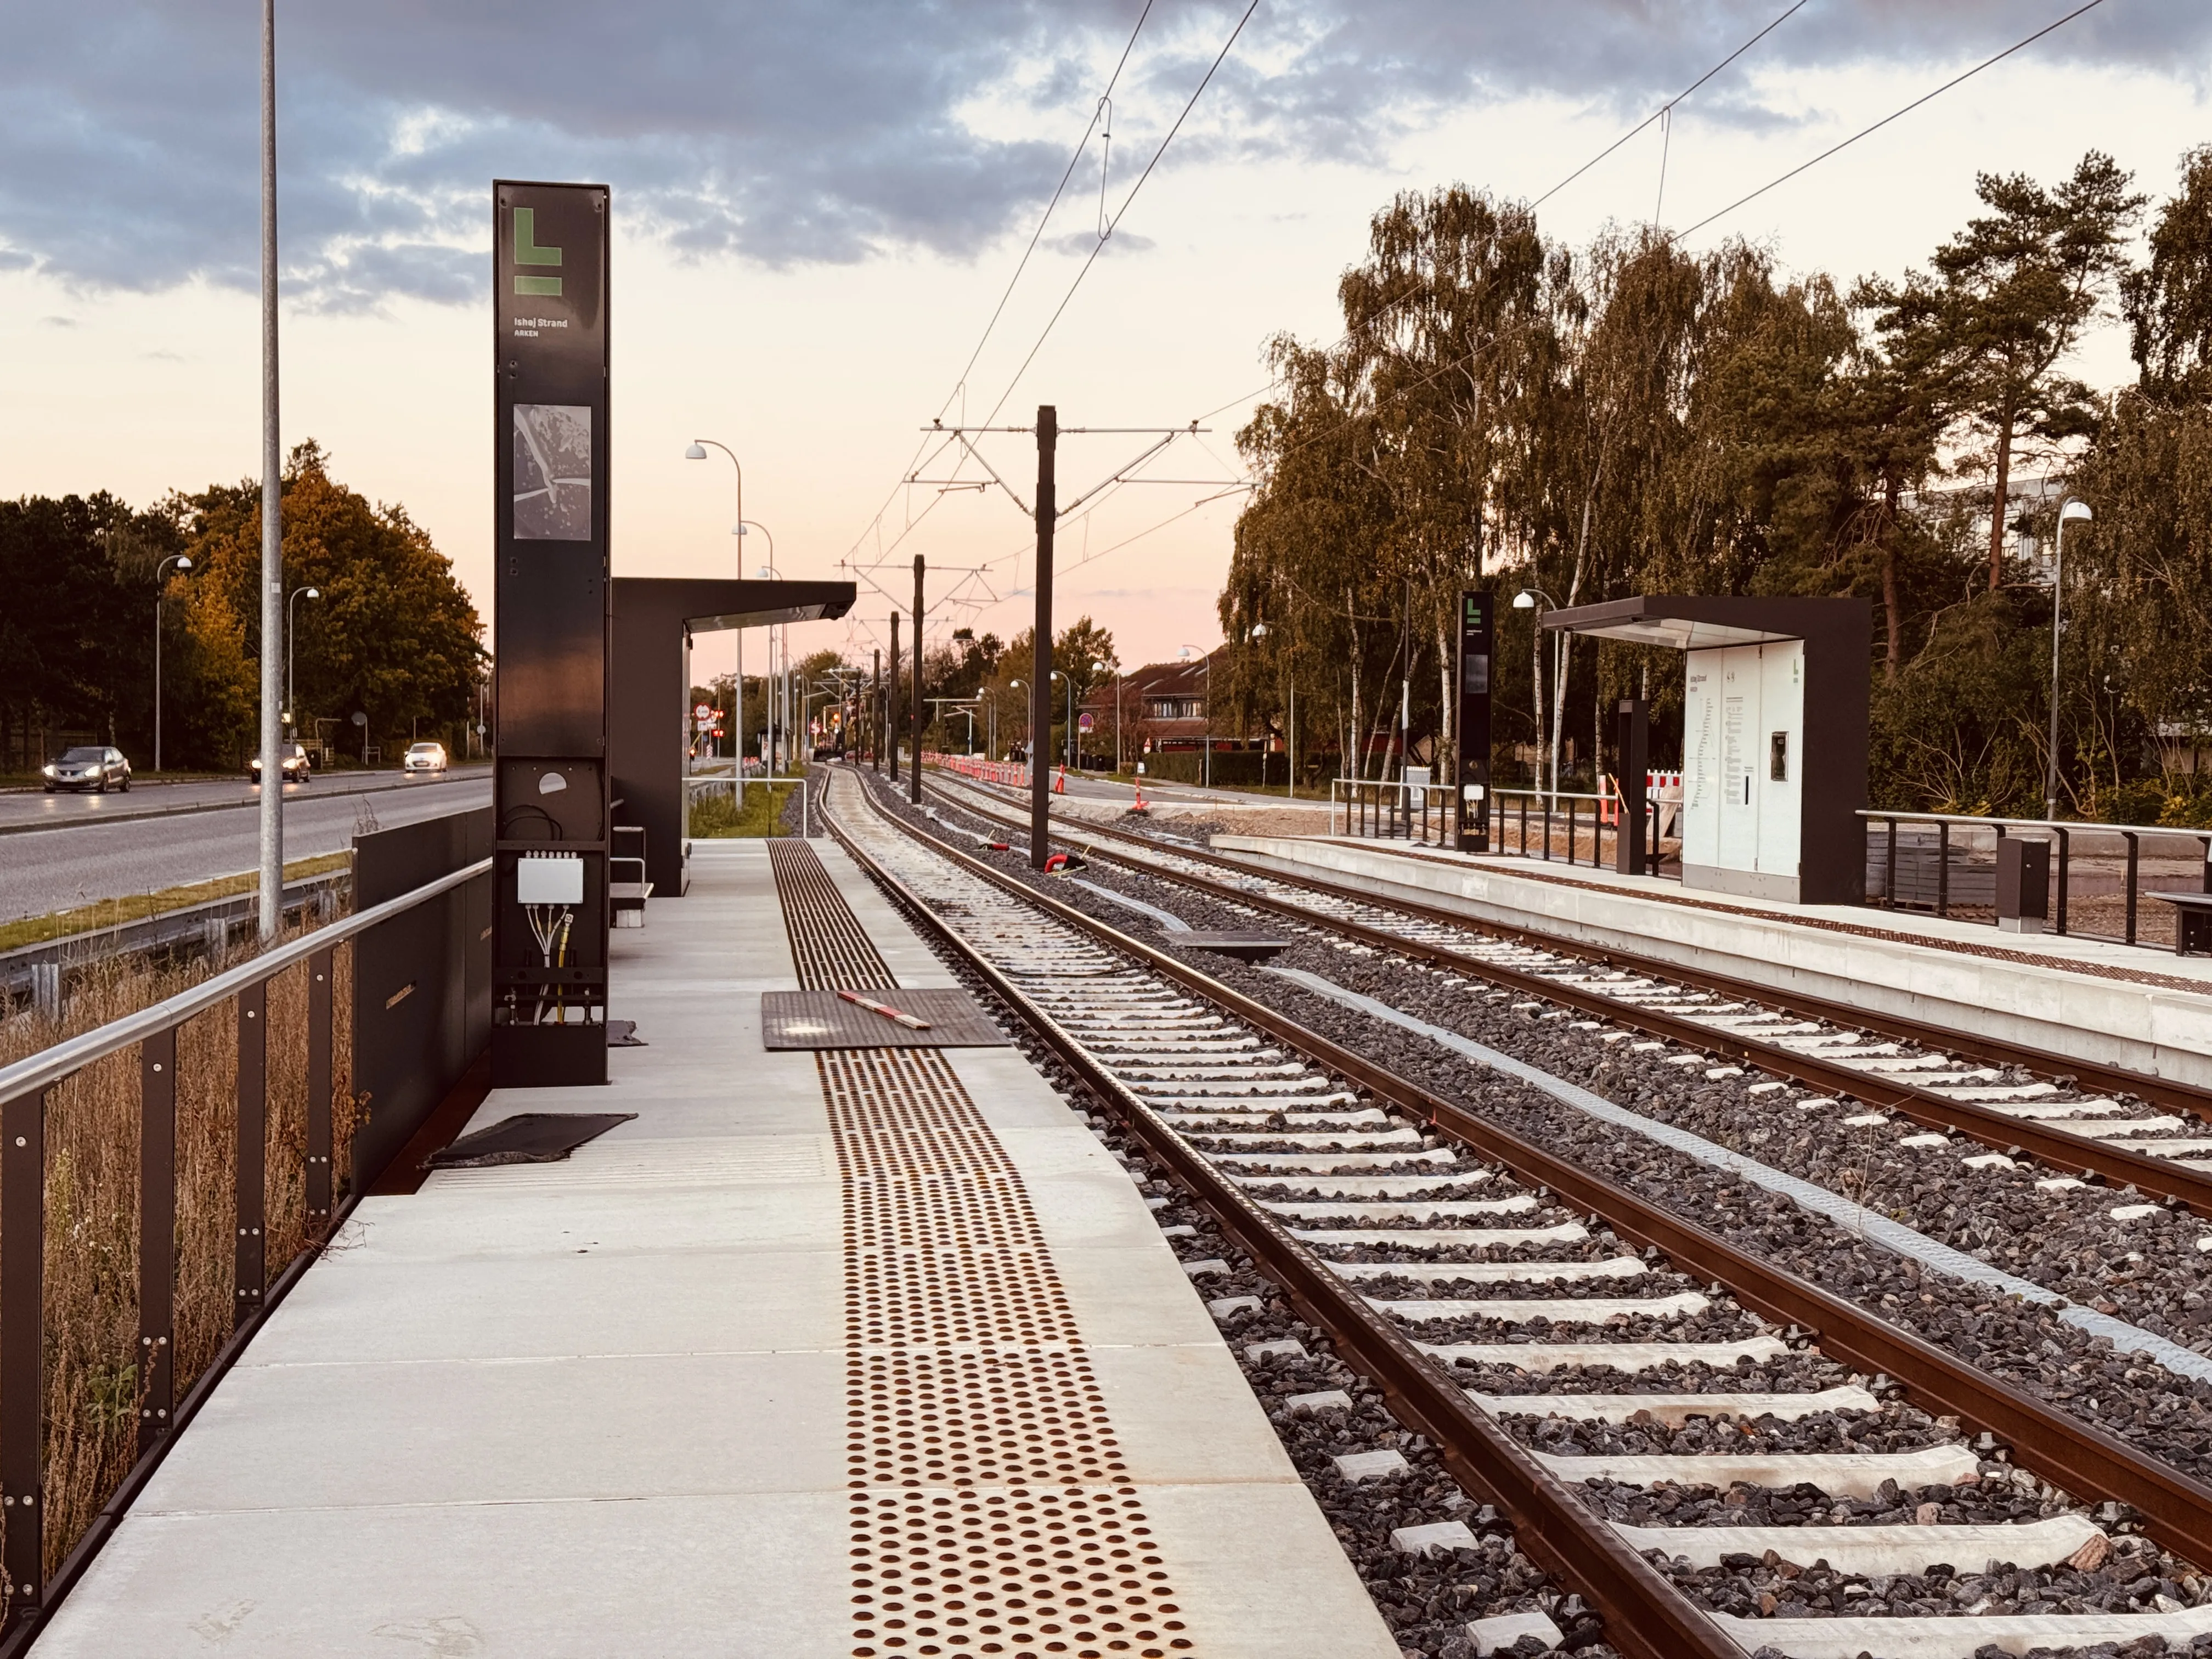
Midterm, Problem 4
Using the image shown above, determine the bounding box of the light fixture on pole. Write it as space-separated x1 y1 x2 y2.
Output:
1049 670 1069 772
154 555 193 773
1009 679 1028 768
286 585 319 731
1250 622 1282 793
2045 499 2094 822
1087 659 1108 775
1513 589 1560 800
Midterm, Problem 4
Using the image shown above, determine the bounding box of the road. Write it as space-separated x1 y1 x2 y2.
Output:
0 774 492 923
0 764 489 829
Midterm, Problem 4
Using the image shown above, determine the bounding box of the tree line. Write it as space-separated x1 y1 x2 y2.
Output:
1220 146 2212 822
0 443 483 773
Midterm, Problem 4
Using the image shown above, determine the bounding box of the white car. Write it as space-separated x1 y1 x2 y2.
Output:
402 742 449 775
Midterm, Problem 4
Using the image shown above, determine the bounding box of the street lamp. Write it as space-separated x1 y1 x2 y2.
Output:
683 439 745 554
1009 679 1029 768
1250 622 1288 795
1055 670 1076 771
2045 499 2094 821
154 554 193 772
1178 645 1214 788
1513 589 1560 799
286 585 319 735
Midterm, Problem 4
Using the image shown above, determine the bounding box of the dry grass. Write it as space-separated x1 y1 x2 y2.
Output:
0 851 352 953
0 923 359 1590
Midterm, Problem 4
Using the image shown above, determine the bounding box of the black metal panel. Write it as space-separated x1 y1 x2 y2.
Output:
494 179 612 1085
1615 698 1649 876
760 988 1011 1049
352 808 493 1188
1454 589 1492 852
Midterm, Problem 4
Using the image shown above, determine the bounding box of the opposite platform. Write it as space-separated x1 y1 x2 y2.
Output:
1217 832 2212 1091
35 837 1395 1658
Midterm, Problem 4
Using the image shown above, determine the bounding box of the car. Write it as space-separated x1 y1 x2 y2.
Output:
42 746 131 793
250 742 312 783
403 741 449 775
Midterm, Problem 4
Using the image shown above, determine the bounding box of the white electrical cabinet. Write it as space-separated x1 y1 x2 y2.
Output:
1682 639 1804 900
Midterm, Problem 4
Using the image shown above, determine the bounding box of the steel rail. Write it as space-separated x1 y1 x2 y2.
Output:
0 858 490 1111
823 788 1739 1659
924 774 2212 1214
846 780 2212 1573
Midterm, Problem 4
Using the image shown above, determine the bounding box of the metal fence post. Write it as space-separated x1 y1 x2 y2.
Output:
1885 817 1898 908
2055 828 2070 935
1937 821 1950 918
2 1087 44 1629
307 948 332 1224
2125 831 2141 946
138 1029 176 1460
234 983 267 1331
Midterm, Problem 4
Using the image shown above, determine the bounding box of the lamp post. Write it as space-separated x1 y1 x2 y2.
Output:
1178 645 1213 788
1513 589 1560 800
154 554 193 772
286 585 319 735
1249 622 1279 793
1009 679 1029 771
1054 670 1071 771
2046 499 2094 822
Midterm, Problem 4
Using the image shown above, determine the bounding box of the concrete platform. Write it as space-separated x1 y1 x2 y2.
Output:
1215 834 2212 1090
37 838 1396 1658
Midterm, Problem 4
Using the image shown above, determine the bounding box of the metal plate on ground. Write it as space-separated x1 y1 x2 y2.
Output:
426 1111 639 1168
761 988 1009 1049
1177 930 1292 963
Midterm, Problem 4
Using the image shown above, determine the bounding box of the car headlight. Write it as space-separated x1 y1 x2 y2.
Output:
42 765 55 776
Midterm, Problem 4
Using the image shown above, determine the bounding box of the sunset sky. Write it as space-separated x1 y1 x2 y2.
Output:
5 1 2210 680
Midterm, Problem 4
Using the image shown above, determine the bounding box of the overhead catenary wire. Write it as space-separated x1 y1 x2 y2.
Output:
1671 0 2110 244
978 0 1264 428
833 3 1159 576
1530 0 1810 212
1170 0 1813 448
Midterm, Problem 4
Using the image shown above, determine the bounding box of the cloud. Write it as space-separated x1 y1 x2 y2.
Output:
3 0 2204 309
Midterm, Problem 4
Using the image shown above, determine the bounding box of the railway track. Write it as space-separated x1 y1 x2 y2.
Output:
918 769 2212 1216
822 766 2212 1659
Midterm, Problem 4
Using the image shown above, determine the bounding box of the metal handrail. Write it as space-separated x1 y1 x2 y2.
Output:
1858 807 2212 843
0 858 490 1113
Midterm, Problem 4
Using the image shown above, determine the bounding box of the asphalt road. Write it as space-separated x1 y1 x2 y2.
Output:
0 774 492 923
0 764 488 828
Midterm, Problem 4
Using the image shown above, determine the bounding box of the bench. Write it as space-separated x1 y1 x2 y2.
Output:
2149 891 2212 955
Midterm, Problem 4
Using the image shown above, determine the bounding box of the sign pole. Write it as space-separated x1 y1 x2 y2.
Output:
1455 590 1493 853
1030 407 1056 869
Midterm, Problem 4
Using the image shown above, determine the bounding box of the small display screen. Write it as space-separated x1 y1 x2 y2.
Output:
1769 730 1788 782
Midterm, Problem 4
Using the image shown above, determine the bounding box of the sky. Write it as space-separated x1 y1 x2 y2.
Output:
5 1 2212 684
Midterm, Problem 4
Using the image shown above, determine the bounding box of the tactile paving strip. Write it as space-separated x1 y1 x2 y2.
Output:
772 836 899 991
822 1048 1188 1659
772 840 1190 1658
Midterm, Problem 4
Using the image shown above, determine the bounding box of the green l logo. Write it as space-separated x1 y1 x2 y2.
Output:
513 207 563 297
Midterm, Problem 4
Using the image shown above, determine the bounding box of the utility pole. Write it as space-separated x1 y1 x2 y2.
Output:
910 554 925 804
887 613 900 781
913 404 1195 866
872 646 882 773
256 0 284 940
1030 406 1057 868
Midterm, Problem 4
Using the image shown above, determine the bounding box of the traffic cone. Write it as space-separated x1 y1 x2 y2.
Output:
1053 766 1067 795
1130 780 1149 816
